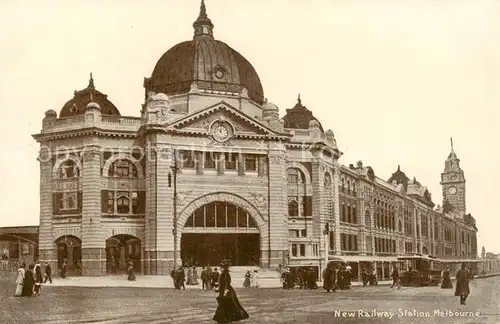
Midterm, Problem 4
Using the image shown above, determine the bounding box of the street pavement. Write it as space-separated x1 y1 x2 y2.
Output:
0 275 498 324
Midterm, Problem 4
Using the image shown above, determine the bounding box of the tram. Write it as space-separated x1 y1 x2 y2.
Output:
398 255 442 286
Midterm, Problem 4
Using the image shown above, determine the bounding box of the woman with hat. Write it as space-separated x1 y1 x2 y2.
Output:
127 261 136 281
213 259 249 323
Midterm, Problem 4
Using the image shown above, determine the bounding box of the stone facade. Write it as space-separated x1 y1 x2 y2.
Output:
31 3 477 276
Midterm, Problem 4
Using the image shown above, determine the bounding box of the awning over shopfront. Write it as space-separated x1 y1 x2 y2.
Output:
439 259 483 263
336 255 398 262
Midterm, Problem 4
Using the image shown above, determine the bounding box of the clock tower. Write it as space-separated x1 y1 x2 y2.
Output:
440 138 466 215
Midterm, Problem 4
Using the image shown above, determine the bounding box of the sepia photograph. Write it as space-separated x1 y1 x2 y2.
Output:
0 0 499 323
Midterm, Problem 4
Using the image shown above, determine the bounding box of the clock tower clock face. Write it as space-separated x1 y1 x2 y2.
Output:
212 124 230 142
448 186 457 195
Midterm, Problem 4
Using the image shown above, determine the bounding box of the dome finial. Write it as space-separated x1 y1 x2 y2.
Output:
193 0 214 39
297 93 301 105
450 137 454 152
88 72 95 90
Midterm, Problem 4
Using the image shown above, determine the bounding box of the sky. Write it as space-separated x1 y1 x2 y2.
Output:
0 0 498 254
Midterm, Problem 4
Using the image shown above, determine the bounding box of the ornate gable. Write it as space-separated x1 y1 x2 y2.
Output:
167 101 289 140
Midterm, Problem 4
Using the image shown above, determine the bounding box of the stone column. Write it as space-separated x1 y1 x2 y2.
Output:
156 147 175 274
266 146 287 269
144 145 157 274
81 148 105 276
37 149 56 272
311 162 326 269
332 161 341 255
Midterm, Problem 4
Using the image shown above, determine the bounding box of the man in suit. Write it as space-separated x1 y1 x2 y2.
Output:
201 267 210 290
44 262 52 283
455 263 470 305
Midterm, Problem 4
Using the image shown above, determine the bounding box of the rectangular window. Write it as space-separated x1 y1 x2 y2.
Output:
204 152 216 169
289 230 299 238
181 150 195 169
117 196 130 214
61 192 78 210
106 191 114 213
288 199 298 217
291 244 297 257
244 154 257 171
299 244 306 256
224 153 237 170
300 229 307 237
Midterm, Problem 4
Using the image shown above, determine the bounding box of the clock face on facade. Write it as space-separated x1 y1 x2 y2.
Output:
212 124 230 142
448 186 457 195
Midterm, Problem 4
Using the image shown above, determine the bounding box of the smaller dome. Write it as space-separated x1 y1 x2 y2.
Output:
152 93 170 102
44 109 57 117
59 73 120 118
263 100 279 111
86 102 101 110
282 94 324 132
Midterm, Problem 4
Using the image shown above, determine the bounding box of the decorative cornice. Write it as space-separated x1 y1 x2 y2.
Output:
32 127 137 142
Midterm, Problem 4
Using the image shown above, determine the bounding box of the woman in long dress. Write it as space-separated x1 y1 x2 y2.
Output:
251 270 259 288
22 264 35 297
14 263 26 297
192 266 199 285
34 263 43 296
441 268 453 289
243 270 251 288
213 260 249 323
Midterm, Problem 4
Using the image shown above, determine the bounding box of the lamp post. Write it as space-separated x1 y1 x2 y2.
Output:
171 149 179 269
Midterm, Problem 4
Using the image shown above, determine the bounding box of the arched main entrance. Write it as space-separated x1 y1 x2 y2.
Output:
55 235 82 275
181 201 260 267
105 234 141 273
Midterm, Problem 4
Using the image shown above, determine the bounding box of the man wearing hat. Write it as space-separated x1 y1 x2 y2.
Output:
455 263 470 305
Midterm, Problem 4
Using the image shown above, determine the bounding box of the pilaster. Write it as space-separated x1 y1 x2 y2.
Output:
311 162 326 261
144 144 158 274
81 148 105 276
156 146 175 274
38 152 54 263
332 161 341 255
267 147 287 269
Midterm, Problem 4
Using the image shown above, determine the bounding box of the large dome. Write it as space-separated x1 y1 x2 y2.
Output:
144 1 264 105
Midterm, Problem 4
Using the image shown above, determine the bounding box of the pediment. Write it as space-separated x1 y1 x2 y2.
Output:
167 101 287 139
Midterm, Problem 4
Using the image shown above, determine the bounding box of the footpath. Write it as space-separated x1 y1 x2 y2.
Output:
41 272 500 289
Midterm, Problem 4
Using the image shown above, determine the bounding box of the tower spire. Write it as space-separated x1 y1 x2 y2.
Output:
88 72 95 90
193 0 214 39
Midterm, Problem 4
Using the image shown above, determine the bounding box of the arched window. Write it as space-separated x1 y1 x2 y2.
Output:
347 181 351 194
109 160 137 178
398 220 402 232
185 202 257 229
352 183 356 196
341 178 345 192
59 160 80 179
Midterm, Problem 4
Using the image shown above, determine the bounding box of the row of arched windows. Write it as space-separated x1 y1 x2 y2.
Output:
340 177 356 196
56 158 141 180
